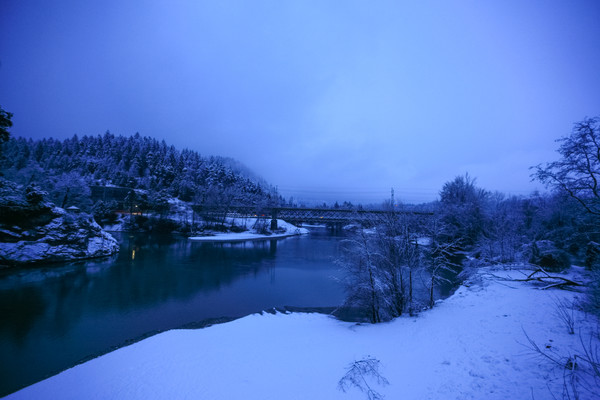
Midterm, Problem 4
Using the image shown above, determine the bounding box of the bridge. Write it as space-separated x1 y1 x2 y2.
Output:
90 186 434 228
271 207 432 227
195 206 433 229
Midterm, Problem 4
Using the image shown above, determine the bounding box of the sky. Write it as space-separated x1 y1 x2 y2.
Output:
1 0 600 205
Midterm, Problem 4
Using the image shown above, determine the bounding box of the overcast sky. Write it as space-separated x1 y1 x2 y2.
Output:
1 1 600 204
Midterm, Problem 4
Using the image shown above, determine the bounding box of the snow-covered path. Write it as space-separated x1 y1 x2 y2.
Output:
6 267 597 400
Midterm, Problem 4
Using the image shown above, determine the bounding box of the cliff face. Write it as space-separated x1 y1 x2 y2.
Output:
0 180 119 267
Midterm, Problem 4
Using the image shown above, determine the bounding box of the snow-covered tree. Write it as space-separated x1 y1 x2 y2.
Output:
0 106 12 150
439 173 488 247
478 193 524 263
0 133 279 223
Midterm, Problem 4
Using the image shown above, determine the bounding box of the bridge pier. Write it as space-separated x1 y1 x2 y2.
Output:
270 209 278 230
327 222 345 232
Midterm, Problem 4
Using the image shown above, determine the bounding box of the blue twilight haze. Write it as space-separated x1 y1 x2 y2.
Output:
1 0 600 204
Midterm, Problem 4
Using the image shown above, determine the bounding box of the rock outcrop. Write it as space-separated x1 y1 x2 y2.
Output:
0 180 119 267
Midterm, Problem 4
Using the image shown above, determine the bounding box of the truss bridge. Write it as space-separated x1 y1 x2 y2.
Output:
271 207 433 228
188 205 434 229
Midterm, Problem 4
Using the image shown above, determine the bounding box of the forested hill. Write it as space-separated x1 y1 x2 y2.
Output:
0 132 280 211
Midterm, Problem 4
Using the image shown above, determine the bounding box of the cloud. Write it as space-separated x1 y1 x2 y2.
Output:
1 0 600 204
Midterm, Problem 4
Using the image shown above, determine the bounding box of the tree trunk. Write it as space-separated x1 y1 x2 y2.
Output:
429 274 435 308
61 187 70 208
409 269 413 315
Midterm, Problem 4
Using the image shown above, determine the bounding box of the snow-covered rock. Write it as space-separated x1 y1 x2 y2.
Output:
0 180 119 267
0 214 119 266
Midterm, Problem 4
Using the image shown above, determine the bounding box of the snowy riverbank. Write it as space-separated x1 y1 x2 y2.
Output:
6 266 598 399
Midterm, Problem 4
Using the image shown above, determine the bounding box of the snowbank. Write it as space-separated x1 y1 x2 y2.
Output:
6 266 598 399
189 218 308 242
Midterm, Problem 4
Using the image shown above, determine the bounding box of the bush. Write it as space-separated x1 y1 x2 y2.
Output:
586 241 600 271
230 224 246 233
152 218 179 233
527 241 571 272
533 250 571 272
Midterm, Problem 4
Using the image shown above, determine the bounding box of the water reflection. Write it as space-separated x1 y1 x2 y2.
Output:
0 231 345 396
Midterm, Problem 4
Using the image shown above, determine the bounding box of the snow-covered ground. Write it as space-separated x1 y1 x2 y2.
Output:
189 218 308 242
6 266 598 400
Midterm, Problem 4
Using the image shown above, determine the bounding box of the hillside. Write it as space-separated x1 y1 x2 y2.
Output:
0 133 281 214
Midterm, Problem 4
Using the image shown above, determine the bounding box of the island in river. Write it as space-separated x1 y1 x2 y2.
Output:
188 218 309 242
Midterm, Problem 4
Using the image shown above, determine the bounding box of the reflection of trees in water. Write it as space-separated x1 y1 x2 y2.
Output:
101 236 279 312
0 233 345 396
0 234 281 340
0 256 119 343
0 286 46 344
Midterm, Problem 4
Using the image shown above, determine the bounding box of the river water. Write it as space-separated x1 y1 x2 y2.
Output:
0 227 460 397
0 228 348 396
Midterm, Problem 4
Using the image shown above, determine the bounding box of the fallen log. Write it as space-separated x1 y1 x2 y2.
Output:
513 268 583 290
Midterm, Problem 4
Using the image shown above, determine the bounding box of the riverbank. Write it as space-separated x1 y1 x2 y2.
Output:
6 265 598 399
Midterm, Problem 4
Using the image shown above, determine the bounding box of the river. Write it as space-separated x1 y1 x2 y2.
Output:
0 227 460 397
0 228 348 396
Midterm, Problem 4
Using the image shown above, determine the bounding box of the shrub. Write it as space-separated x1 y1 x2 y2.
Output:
535 250 571 272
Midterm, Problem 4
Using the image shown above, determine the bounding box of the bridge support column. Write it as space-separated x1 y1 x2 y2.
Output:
271 209 278 230
327 222 344 232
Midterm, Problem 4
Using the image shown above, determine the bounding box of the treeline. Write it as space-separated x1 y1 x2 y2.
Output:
340 175 598 323
436 174 595 268
0 132 282 218
341 116 600 323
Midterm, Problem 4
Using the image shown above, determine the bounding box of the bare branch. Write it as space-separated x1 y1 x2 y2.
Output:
338 357 389 400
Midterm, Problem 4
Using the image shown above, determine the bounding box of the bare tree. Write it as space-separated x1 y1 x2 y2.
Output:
197 184 239 230
339 229 385 323
339 206 426 321
375 203 410 317
423 216 460 308
532 117 600 216
398 218 422 316
378 203 423 315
